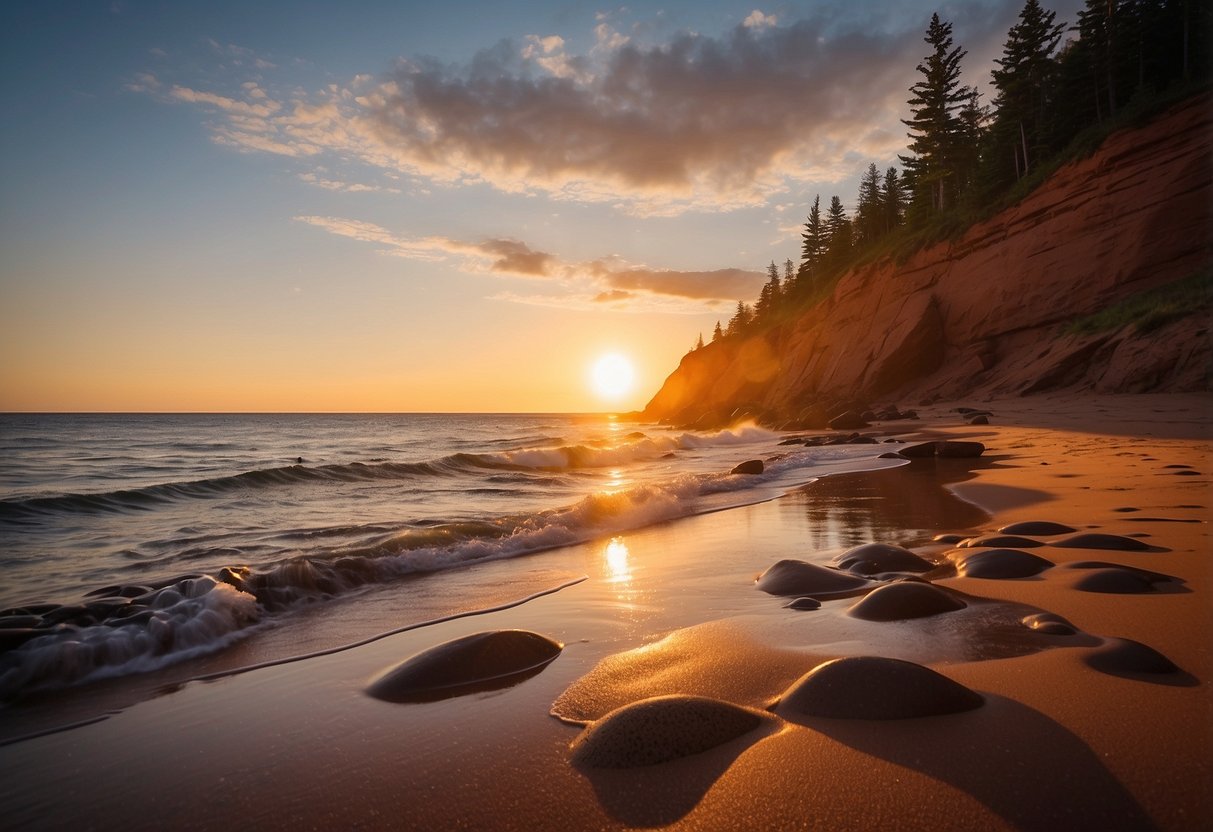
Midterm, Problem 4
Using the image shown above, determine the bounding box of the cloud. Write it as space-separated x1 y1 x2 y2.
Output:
743 10 777 29
295 214 763 309
149 5 1047 214
298 172 400 194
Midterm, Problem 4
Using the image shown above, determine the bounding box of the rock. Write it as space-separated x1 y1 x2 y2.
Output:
961 535 1044 548
1022 613 1077 635
936 441 985 458
833 543 934 575
899 442 938 458
828 411 869 430
1084 637 1182 676
730 459 764 475
848 582 966 621
783 597 822 611
366 630 563 703
932 533 967 544
774 656 983 720
967 415 989 425
569 695 771 768
755 559 872 598
952 549 1054 579
998 521 1076 536
1070 568 1159 594
1051 533 1152 551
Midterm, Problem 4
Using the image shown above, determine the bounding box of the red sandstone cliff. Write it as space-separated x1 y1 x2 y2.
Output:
645 93 1213 427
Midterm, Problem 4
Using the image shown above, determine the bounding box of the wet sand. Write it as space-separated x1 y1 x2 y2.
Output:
1 393 1209 830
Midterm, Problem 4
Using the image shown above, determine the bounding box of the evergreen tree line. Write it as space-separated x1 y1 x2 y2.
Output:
696 0 1211 347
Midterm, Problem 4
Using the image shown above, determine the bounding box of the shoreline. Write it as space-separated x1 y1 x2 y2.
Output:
1 393 1209 830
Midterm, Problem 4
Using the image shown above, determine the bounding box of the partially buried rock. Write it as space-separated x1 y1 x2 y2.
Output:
967 415 989 425
1070 568 1159 594
730 459 764 476
936 440 985 458
952 548 1054 579
783 597 822 611
366 629 562 703
1084 637 1181 676
933 533 967 545
998 521 1076 536
961 534 1044 548
569 695 771 768
898 442 938 458
1051 533 1151 552
833 543 933 575
755 559 872 598
848 581 965 621
775 656 983 720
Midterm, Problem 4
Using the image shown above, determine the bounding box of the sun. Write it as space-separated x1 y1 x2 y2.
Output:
590 353 636 401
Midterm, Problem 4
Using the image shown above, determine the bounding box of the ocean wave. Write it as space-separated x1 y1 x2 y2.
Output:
0 424 776 521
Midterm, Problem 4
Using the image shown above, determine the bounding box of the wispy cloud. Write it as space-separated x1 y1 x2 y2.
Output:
138 9 994 215
294 214 764 309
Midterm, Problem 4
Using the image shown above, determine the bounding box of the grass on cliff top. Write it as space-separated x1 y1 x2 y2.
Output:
1065 265 1213 336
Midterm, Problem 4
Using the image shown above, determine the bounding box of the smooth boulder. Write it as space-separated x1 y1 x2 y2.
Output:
833 543 934 575
755 559 872 598
775 656 983 720
731 459 765 476
366 629 562 703
848 582 966 621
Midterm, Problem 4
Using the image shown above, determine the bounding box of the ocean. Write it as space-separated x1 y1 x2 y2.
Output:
0 412 899 702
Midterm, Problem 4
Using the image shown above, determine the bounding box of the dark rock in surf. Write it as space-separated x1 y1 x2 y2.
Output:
731 459 765 476
848 582 966 621
833 543 933 575
755 560 872 598
952 549 1054 579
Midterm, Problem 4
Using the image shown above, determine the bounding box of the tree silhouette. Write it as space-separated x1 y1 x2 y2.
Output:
901 13 971 212
992 0 1065 181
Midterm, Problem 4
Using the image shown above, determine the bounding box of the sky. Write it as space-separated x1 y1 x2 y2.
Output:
0 0 1084 412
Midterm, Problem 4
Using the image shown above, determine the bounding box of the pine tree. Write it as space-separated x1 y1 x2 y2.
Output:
800 196 824 272
824 196 851 264
712 320 723 342
727 301 753 335
756 261 782 321
901 13 971 213
881 167 904 235
696 333 704 350
855 163 884 246
991 0 1066 181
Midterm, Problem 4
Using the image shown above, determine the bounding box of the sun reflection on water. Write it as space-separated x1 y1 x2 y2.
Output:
604 536 631 583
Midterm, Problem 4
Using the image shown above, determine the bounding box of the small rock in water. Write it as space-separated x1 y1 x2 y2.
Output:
1021 613 1077 635
755 559 871 598
967 415 989 425
833 543 933 575
848 582 966 621
933 533 967 544
952 549 1054 579
731 459 764 475
366 630 562 703
775 656 983 720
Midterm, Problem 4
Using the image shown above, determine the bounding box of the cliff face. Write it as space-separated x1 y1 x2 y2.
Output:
645 94 1213 427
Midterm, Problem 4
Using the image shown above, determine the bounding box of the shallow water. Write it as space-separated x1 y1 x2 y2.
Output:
0 412 900 699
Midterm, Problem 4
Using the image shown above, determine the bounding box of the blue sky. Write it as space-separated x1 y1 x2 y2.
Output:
0 0 1083 411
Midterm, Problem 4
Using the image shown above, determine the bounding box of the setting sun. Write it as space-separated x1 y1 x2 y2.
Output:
590 353 636 401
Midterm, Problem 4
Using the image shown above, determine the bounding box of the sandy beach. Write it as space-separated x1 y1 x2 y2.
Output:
2 392 1209 830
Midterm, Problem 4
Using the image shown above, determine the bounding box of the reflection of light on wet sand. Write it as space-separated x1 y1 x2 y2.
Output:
604 536 631 583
